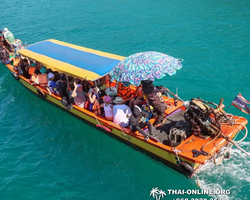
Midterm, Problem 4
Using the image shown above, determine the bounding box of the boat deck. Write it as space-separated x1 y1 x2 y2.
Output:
142 107 248 164
145 109 190 145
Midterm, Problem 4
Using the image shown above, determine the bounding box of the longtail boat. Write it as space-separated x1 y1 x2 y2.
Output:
4 39 248 178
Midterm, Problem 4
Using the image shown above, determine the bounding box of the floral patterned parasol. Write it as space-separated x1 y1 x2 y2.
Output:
109 51 183 86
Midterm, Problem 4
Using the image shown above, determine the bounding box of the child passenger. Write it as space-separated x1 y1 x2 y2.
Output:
102 95 113 121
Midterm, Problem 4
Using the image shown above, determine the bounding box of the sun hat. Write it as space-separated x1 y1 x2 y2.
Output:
113 96 124 104
77 84 82 88
104 95 112 103
40 67 46 74
48 72 55 79
4 28 8 32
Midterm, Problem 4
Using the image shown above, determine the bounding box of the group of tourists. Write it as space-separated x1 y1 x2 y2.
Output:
104 80 169 140
21 58 169 140
1 28 170 140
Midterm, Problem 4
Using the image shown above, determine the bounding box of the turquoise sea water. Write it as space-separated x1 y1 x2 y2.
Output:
1 0 250 199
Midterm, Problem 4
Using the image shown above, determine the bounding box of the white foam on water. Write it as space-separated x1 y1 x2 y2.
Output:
196 141 250 200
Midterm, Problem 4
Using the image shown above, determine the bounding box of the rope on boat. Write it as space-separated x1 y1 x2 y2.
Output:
212 143 233 165
221 124 250 158
201 130 222 156
173 148 181 164
204 123 249 165
94 115 100 125
195 174 200 188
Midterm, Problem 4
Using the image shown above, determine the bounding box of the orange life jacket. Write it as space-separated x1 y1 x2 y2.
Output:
116 83 134 102
133 85 143 97
38 74 48 87
28 67 36 75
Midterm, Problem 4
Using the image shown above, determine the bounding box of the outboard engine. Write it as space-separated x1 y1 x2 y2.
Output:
184 99 220 138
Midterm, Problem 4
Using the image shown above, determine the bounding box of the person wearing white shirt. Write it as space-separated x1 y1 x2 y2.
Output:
113 97 132 127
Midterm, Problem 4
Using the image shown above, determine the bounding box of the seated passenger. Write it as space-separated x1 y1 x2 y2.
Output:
28 62 37 75
0 33 9 52
37 67 49 91
20 58 31 79
0 29 13 52
88 88 101 115
113 97 132 128
130 105 155 140
94 74 111 90
102 95 113 121
71 82 87 108
82 79 89 93
47 72 56 87
47 72 57 94
53 71 60 82
0 43 11 64
30 69 41 85
67 76 74 91
46 68 53 74
145 85 167 127
12 55 21 69
141 102 154 120
129 84 146 110
36 62 42 71
54 74 68 98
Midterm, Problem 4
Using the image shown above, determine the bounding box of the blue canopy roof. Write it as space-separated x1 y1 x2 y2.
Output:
18 39 125 80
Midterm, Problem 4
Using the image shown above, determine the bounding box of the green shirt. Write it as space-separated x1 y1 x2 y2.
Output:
4 31 15 43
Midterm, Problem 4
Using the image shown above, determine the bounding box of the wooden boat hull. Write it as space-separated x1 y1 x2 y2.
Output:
6 65 201 177
5 60 248 178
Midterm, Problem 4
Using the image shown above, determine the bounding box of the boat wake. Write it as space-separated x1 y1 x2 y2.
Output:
197 141 250 200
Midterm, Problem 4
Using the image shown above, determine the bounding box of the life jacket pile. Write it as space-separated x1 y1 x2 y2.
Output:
116 82 134 102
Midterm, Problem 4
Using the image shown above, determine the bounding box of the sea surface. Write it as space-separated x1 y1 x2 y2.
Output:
0 0 250 199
